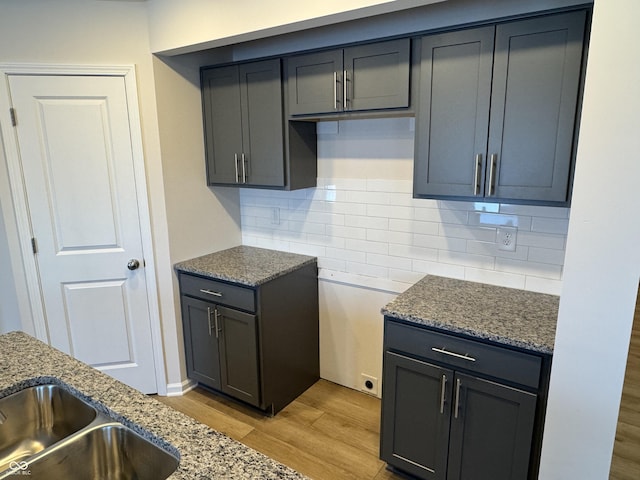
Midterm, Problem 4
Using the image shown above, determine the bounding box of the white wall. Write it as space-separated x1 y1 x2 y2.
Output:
539 0 640 477
147 0 445 54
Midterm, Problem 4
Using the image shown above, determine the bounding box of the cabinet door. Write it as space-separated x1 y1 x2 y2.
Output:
217 305 261 407
239 59 285 187
344 38 410 111
381 351 453 480
180 296 221 390
287 50 343 115
447 373 537 480
487 11 586 203
414 27 494 198
202 65 243 185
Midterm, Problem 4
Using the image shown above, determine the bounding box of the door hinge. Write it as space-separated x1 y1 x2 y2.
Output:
31 237 38 254
9 108 17 127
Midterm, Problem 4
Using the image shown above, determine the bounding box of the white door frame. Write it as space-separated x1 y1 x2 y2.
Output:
0 63 167 395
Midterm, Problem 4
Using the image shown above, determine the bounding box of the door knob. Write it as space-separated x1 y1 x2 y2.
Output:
127 259 140 270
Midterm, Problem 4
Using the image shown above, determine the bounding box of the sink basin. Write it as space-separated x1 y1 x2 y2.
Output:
0 384 97 471
24 424 179 480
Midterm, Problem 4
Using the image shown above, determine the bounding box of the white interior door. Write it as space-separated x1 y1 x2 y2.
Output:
7 74 158 393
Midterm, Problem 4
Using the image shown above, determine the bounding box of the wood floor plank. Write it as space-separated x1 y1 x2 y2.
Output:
311 411 381 458
611 286 640 479
157 393 253 441
241 429 363 480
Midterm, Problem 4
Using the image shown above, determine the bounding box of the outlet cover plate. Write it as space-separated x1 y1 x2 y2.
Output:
497 226 517 252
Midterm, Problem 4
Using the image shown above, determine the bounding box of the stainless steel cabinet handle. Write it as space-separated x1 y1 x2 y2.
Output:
334 71 338 110
431 347 476 362
214 307 221 339
343 69 348 111
199 289 223 297
473 154 482 196
454 378 462 419
439 374 447 414
234 153 240 183
241 152 247 184
206 307 213 336
488 153 497 196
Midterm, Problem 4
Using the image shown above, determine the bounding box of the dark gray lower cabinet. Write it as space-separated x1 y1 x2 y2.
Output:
381 319 548 480
179 263 319 414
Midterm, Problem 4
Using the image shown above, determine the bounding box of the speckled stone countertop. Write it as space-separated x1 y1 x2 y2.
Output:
381 275 559 354
174 246 316 287
0 331 307 479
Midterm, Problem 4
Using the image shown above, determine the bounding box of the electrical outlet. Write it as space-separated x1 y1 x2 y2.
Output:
360 373 379 396
496 226 517 252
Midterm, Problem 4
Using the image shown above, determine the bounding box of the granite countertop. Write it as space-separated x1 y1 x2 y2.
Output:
381 275 559 354
0 331 307 480
174 246 316 287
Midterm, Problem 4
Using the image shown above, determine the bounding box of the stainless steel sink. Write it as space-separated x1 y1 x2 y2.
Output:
0 384 179 479
24 423 179 480
0 384 97 471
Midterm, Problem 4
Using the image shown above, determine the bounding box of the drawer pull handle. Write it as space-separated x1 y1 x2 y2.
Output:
431 347 476 362
200 289 223 297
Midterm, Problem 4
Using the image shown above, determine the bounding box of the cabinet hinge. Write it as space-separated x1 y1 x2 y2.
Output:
31 237 38 254
9 108 17 127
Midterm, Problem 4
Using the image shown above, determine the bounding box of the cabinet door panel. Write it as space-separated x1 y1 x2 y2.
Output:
414 27 494 198
381 351 453 480
287 50 343 115
345 38 410 111
239 59 285 187
447 373 537 480
217 306 261 407
181 296 221 390
487 11 586 202
202 66 243 185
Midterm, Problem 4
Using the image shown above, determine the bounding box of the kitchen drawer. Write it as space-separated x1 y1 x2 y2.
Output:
384 319 542 388
179 273 255 312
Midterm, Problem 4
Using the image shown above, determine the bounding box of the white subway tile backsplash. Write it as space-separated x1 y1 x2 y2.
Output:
527 246 567 265
240 175 567 294
366 253 412 270
416 207 469 225
389 244 438 261
412 259 466 279
438 251 495 270
495 257 562 280
531 217 570 235
344 215 389 230
345 238 389 255
389 219 439 236
366 179 413 193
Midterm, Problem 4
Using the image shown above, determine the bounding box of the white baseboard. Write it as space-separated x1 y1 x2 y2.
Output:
163 378 197 397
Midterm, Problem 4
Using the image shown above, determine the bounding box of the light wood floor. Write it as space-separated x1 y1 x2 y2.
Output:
157 380 403 480
610 286 640 479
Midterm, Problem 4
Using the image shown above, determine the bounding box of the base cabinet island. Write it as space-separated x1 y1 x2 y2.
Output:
379 276 559 480
175 246 319 415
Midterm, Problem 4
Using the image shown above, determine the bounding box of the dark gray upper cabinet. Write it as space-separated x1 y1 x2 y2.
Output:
414 11 587 205
202 59 317 190
287 38 410 116
380 319 548 480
